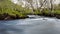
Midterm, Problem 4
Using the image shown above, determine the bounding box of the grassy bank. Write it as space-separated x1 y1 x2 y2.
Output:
0 0 29 20
0 0 60 20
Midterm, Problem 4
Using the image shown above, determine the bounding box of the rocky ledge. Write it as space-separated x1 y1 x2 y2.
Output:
38 13 60 19
55 14 60 19
0 13 29 20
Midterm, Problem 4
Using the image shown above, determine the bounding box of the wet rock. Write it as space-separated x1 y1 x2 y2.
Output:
56 14 60 19
0 13 29 20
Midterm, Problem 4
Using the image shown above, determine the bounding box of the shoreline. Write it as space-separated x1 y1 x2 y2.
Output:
0 14 60 20
39 14 60 19
0 14 29 20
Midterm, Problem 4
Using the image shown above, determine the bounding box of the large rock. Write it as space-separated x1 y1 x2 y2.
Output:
56 14 60 19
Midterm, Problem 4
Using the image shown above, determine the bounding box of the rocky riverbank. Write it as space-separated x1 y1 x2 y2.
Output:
0 13 29 20
38 14 60 19
0 0 60 20
0 13 60 20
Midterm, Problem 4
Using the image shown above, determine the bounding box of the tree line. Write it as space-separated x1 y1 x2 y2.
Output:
16 0 60 15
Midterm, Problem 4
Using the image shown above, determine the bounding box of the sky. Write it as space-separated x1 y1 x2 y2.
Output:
11 0 18 4
54 0 60 4
12 0 60 4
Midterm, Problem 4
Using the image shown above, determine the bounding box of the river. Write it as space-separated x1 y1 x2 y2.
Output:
0 15 60 34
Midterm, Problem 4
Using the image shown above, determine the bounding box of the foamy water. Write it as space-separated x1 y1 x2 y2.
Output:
0 17 60 34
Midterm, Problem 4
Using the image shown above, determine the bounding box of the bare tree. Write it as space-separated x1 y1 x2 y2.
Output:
25 0 35 12
16 0 56 15
38 0 47 14
50 0 53 12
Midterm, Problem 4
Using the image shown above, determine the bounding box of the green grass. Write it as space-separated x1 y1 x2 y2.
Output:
54 10 60 14
0 0 28 18
41 9 60 15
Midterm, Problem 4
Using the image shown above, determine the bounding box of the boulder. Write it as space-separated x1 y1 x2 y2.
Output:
56 14 60 19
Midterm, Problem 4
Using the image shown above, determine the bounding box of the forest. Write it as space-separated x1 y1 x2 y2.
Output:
0 0 60 20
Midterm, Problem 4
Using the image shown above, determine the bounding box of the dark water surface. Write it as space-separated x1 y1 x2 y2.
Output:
0 17 60 34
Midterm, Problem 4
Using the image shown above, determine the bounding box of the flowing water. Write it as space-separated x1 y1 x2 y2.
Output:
0 15 60 34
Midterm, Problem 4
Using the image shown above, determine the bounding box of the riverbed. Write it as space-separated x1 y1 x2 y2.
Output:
0 15 60 34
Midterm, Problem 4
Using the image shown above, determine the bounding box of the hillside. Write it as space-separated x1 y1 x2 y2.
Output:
0 0 28 20
0 0 60 20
